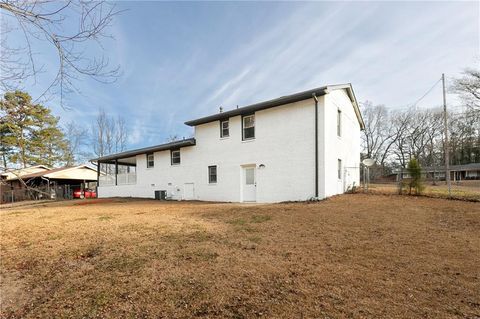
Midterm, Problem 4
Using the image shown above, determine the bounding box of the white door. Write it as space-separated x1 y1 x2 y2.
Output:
184 183 195 200
242 166 256 202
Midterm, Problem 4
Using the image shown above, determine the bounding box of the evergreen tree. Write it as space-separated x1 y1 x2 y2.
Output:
407 158 424 195
0 91 68 168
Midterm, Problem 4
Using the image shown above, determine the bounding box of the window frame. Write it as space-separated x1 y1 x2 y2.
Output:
170 149 181 165
220 120 229 138
208 165 217 184
337 159 342 180
337 109 342 137
242 114 255 141
146 153 154 168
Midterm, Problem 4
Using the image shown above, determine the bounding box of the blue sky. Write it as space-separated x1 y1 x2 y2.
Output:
5 1 480 149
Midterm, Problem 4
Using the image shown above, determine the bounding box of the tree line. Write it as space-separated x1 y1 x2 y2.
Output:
0 91 127 169
361 67 480 177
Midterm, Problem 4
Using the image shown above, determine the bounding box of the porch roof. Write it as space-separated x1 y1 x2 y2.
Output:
91 138 196 163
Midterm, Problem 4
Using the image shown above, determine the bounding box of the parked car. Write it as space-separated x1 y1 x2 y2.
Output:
73 188 97 199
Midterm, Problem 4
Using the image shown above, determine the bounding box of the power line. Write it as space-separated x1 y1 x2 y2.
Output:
410 78 442 108
391 77 442 111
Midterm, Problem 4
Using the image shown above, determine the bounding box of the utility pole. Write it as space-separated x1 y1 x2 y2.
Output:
442 73 451 197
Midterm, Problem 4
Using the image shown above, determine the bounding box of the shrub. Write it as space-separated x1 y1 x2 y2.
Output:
407 158 424 195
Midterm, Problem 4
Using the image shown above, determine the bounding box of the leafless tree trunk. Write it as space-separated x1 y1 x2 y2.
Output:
115 117 127 153
91 108 127 157
64 121 89 165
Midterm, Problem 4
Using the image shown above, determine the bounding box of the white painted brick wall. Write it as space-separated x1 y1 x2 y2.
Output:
98 89 361 202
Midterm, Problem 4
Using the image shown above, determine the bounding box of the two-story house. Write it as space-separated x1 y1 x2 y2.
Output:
92 83 364 203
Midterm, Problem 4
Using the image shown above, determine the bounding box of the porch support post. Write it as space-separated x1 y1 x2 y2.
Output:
115 159 118 186
96 161 100 187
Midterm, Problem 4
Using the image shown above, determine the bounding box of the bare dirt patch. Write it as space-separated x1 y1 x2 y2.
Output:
1 195 479 318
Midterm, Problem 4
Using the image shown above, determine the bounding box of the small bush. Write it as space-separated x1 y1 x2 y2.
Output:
407 158 424 195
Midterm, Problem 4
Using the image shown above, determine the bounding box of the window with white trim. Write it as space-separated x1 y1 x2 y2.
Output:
220 120 229 138
147 153 154 168
171 150 180 165
242 114 255 140
208 165 217 184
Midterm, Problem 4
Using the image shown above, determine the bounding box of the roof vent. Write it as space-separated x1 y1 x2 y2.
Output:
219 106 223 113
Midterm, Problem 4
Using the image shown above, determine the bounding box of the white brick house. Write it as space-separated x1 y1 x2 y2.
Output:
92 84 364 203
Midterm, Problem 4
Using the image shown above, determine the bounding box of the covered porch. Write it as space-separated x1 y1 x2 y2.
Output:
97 156 137 186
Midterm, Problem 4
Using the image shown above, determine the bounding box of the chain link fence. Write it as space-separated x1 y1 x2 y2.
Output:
361 164 480 201
0 184 80 204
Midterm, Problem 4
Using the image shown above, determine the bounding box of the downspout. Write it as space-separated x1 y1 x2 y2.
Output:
115 159 118 186
312 93 319 198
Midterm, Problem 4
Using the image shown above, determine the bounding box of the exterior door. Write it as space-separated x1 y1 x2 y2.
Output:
243 166 256 202
184 183 195 200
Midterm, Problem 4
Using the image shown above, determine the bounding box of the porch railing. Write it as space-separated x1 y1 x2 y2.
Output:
99 173 136 186
117 173 136 185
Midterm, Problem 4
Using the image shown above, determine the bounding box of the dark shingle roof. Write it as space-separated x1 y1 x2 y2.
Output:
184 84 364 129
91 138 196 162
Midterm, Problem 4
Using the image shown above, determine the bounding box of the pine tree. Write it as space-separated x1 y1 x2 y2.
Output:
0 91 68 168
407 158 424 195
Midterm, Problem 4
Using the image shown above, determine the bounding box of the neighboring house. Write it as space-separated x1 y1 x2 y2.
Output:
92 84 364 203
394 163 480 181
0 165 50 181
1 165 98 203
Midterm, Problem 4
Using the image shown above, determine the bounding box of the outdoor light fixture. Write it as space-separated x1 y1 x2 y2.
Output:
259 164 266 169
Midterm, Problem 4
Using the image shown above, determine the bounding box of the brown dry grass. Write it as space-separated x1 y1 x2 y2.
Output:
1 195 479 318
369 180 480 201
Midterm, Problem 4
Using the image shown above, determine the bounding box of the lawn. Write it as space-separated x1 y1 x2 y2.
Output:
369 180 480 201
1 195 479 318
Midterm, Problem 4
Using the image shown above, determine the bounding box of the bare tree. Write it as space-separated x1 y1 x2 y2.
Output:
0 0 122 105
92 109 106 157
389 108 415 168
64 121 89 165
91 108 127 157
115 116 126 152
449 109 480 165
452 67 480 111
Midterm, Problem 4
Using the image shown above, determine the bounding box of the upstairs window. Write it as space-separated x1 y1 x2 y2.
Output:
220 120 229 138
242 114 255 140
147 153 154 168
337 109 342 137
208 165 217 184
338 159 342 179
171 149 181 165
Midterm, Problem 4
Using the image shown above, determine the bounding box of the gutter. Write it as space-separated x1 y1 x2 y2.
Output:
312 93 319 198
